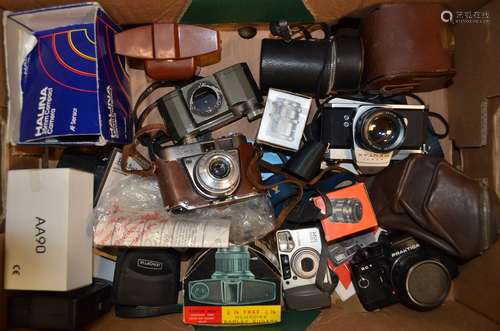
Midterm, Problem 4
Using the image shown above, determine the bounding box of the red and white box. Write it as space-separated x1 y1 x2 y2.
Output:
313 183 378 242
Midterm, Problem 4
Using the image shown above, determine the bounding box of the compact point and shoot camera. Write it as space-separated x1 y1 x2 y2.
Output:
350 233 458 311
276 228 335 311
157 134 264 212
188 246 276 305
321 98 427 174
158 63 264 142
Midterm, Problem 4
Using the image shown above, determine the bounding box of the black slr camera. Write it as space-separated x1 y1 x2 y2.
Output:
350 233 458 311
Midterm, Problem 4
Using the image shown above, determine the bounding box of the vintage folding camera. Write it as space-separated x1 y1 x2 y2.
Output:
276 227 335 311
157 134 264 212
188 246 277 305
350 233 458 312
321 98 427 174
157 63 264 142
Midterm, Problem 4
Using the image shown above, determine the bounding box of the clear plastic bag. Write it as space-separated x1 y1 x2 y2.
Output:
93 175 276 247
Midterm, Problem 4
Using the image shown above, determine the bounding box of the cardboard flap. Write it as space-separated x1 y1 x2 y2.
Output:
448 0 500 147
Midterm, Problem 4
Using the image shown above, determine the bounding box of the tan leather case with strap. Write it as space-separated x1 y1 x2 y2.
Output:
361 3 455 95
115 24 221 80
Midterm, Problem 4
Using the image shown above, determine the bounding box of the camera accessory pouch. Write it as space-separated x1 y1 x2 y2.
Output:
115 24 220 81
112 248 181 317
368 155 499 260
361 3 455 95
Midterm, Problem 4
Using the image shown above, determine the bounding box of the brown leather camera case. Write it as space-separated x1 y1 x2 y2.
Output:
361 3 455 95
155 135 265 211
115 24 221 81
368 155 499 260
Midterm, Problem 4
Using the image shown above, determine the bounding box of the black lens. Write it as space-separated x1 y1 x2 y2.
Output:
356 108 406 153
301 257 315 273
209 159 231 179
191 86 220 115
367 115 399 146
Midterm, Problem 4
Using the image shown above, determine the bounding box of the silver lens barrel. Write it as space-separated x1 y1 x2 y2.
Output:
194 150 240 198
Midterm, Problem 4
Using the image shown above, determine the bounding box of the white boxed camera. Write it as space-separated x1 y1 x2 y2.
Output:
276 228 323 290
257 88 312 151
5 168 93 291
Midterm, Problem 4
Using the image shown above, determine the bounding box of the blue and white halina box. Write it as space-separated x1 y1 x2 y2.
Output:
4 2 131 145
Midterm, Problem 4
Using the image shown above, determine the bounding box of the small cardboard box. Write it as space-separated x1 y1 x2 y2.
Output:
4 168 94 291
257 88 312 151
313 183 378 242
183 245 281 325
4 3 131 145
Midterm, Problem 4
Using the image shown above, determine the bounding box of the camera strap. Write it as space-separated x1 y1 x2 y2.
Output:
248 147 349 231
121 123 169 177
315 241 339 294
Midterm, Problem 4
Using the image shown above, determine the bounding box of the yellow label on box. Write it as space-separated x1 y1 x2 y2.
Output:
221 305 281 324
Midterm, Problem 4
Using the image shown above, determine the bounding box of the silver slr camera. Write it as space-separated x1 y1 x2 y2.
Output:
321 98 427 174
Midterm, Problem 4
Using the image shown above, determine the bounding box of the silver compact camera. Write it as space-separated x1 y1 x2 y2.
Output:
156 135 263 212
276 228 324 290
276 227 335 310
320 98 427 174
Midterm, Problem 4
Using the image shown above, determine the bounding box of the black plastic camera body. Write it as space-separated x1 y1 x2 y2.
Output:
350 233 458 312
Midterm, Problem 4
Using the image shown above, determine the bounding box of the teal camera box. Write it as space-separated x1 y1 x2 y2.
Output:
183 245 282 325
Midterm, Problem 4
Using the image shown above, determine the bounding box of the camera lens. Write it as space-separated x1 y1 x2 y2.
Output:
392 257 451 311
194 151 240 199
190 282 210 301
355 108 406 153
368 116 399 145
301 257 315 273
209 159 231 179
330 198 363 223
189 83 223 116
291 248 320 279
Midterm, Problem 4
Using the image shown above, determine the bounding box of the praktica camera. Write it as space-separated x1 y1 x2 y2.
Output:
158 63 264 142
157 134 264 212
350 233 458 311
276 227 335 310
321 98 427 174
188 246 277 305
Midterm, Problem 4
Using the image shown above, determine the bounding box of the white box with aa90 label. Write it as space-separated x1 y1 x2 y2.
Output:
5 168 93 291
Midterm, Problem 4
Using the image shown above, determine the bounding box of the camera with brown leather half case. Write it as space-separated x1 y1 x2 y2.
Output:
156 135 265 212
114 23 221 81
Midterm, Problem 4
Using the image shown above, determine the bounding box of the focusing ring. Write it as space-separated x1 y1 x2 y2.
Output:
355 108 407 153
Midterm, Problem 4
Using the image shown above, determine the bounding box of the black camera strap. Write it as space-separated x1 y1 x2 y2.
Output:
315 241 339 294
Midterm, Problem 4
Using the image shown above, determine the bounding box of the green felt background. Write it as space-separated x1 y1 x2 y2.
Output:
180 0 314 24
